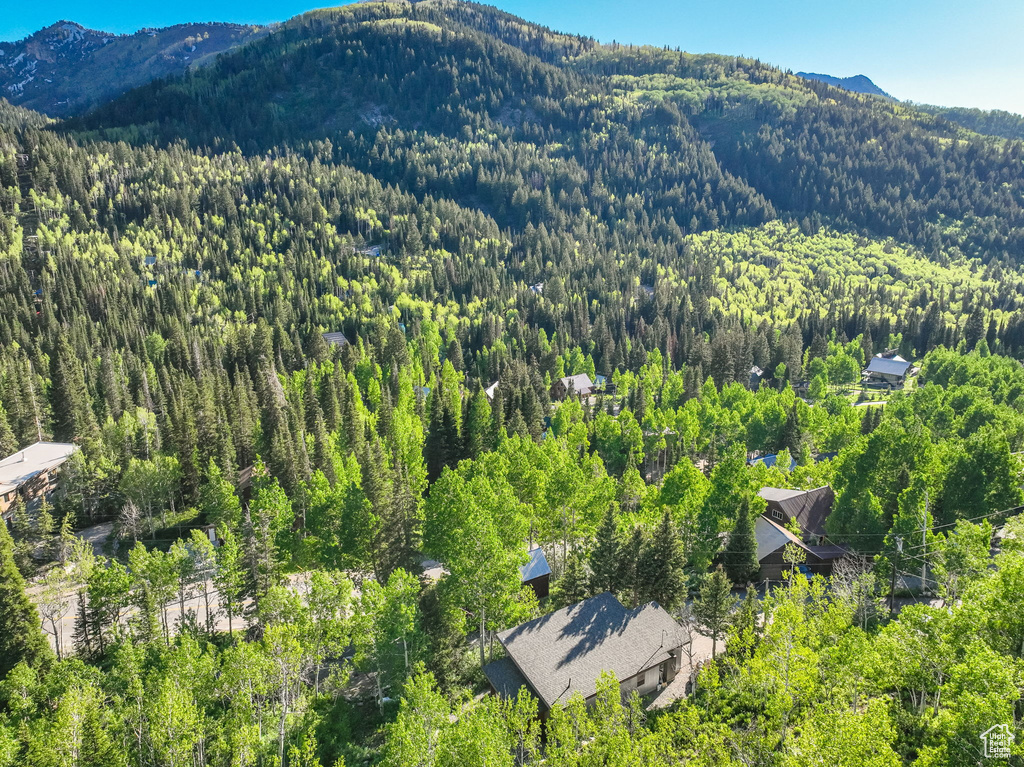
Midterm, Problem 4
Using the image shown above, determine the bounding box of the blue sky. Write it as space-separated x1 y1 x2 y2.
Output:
3 0 1022 114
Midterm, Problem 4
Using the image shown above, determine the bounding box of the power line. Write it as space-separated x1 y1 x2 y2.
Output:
819 504 1021 549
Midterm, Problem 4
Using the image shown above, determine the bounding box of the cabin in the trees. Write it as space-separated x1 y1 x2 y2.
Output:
757 486 835 543
551 373 595 400
755 516 847 580
322 331 348 348
748 366 765 390
484 380 500 401
520 546 551 599
863 354 913 385
0 442 78 527
483 592 688 716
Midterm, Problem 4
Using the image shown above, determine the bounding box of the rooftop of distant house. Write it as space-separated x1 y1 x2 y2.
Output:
0 441 79 495
322 331 348 347
520 546 550 582
556 373 595 393
755 515 810 561
758 485 835 538
865 355 912 377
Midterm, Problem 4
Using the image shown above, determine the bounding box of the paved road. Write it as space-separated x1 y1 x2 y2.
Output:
27 521 328 654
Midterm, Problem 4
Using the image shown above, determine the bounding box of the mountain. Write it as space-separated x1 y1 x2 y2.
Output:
69 0 1024 265
0 20 266 116
796 72 892 98
794 73 1024 140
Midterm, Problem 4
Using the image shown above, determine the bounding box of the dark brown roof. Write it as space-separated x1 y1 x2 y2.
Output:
807 544 850 560
758 486 835 538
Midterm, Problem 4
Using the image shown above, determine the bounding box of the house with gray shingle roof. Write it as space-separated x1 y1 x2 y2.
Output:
863 355 912 384
483 592 688 714
551 373 595 400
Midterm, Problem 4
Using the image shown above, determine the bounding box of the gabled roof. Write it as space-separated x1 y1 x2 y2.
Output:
758 487 805 504
484 380 500 400
484 656 535 700
808 544 850 560
758 485 835 537
865 356 912 377
0 442 78 495
556 373 594 393
755 516 812 562
493 592 686 710
520 547 551 582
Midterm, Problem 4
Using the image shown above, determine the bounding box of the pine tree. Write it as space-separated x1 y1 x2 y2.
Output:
425 377 459 481
50 336 99 448
360 435 396 580
0 522 52 676
781 403 805 454
638 509 687 609
0 401 17 456
241 461 292 622
618 526 646 607
730 586 762 659
692 566 736 658
589 504 622 596
304 372 335 483
552 547 588 607
462 383 491 460
722 496 760 585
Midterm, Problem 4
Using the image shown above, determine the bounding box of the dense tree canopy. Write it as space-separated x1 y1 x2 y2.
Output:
0 2 1023 764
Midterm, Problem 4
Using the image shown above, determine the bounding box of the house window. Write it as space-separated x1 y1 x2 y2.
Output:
636 671 646 688
772 509 784 522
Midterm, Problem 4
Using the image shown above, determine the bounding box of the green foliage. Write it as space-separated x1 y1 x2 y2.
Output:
693 565 737 658
1 4 1024 764
0 524 52 677
722 496 760 585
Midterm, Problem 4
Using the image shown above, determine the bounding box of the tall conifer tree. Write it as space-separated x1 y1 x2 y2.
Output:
0 522 52 676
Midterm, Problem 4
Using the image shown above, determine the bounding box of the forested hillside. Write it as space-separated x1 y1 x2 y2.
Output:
0 2 1022 765
915 104 1024 142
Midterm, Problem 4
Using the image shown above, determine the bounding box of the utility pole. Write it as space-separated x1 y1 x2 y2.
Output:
921 491 929 595
888 536 902 617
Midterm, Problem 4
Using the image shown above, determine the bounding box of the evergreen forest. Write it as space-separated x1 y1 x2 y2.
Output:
0 2 1022 766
